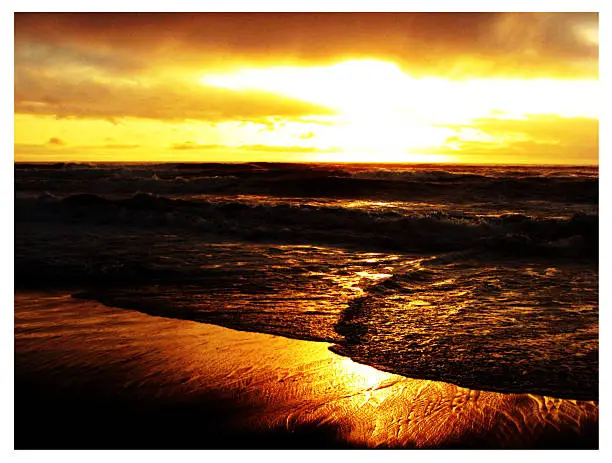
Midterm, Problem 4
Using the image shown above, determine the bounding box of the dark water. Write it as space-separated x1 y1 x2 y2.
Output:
14 162 599 400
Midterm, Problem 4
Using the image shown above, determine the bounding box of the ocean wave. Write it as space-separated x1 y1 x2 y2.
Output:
52 246 598 400
15 163 598 204
14 193 598 260
13 162 599 401
331 257 598 400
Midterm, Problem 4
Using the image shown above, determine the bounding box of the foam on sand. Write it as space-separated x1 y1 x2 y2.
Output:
14 293 598 449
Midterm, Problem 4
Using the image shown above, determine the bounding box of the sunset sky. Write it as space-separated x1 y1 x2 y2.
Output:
14 12 599 164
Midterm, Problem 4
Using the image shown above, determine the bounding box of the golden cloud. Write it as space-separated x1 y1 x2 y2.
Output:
15 67 336 123
15 13 598 79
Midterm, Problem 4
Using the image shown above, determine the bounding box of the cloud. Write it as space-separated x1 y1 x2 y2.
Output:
433 115 598 163
170 142 340 153
14 141 340 163
446 115 598 146
236 144 341 153
15 12 598 78
171 142 225 151
46 137 65 145
14 67 336 122
17 142 140 152
102 144 140 149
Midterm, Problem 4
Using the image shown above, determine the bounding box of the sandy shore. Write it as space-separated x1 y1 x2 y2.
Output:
14 292 598 449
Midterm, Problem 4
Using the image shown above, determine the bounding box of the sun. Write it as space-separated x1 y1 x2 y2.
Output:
199 60 456 160
198 59 597 163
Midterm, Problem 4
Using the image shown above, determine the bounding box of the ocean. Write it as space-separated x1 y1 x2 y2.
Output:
14 162 599 401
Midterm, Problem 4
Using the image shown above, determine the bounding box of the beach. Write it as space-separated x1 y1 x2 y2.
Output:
15 292 598 449
13 11 600 453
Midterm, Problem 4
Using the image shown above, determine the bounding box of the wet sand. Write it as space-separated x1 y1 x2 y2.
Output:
14 292 598 449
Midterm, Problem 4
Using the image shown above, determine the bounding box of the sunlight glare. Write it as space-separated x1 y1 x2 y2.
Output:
199 59 597 161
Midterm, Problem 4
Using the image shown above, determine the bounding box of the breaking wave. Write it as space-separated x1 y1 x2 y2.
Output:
14 162 599 400
15 192 598 263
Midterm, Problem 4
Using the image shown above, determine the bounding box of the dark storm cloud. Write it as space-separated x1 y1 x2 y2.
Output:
15 12 598 78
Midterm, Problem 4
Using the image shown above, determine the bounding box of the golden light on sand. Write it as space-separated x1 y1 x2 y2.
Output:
15 293 599 448
335 356 396 391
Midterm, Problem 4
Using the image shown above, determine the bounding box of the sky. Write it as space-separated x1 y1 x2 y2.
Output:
14 12 599 164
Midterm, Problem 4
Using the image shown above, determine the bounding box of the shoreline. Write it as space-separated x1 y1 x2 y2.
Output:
14 292 598 449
